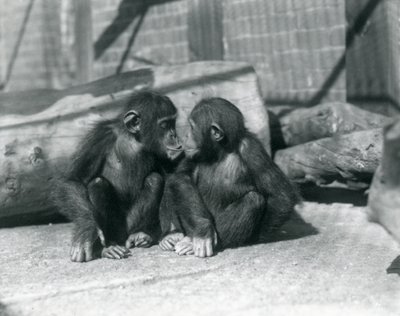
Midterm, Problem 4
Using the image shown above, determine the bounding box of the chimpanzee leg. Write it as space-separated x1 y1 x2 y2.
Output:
53 179 100 262
125 172 164 248
175 191 265 257
214 191 266 248
88 177 131 260
87 177 126 243
158 176 186 251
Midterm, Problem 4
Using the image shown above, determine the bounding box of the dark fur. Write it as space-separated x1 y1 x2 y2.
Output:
52 91 181 260
160 97 300 249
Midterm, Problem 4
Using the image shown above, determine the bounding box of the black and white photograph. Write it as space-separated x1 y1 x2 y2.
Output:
0 0 399 315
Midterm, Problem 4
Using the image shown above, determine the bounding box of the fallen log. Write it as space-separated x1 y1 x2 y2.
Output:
274 128 383 188
272 102 391 148
0 89 62 115
368 119 400 243
0 61 269 225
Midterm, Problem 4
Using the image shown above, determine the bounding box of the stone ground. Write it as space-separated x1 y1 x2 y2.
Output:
0 202 399 316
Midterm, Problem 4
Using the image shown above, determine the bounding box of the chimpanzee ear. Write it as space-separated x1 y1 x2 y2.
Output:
211 123 224 142
124 110 141 134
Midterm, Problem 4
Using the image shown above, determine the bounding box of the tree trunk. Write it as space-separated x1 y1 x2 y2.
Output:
272 102 392 149
0 61 268 225
274 128 383 188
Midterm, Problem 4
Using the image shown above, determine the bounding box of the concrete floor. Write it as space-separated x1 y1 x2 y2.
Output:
0 202 399 316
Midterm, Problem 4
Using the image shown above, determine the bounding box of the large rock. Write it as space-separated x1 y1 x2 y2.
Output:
0 62 268 225
368 120 400 243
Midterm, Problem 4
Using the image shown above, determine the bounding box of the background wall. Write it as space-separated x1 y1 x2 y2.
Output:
0 0 397 111
346 0 400 115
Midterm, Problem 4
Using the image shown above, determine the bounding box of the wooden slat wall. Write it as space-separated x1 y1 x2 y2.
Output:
74 0 93 84
187 0 224 61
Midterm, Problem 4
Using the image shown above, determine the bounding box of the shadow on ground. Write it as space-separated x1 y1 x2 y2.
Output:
300 184 368 206
387 255 400 276
259 210 319 244
0 302 14 316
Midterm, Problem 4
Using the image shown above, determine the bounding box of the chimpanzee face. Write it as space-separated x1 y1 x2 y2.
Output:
184 118 225 160
157 115 183 160
183 119 201 159
123 111 183 161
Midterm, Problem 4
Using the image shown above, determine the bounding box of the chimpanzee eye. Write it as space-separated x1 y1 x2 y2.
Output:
160 121 168 129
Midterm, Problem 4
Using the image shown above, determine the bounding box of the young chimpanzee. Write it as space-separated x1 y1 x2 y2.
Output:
159 97 300 257
53 91 183 262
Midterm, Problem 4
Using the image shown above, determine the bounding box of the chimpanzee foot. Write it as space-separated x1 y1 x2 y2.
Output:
101 244 131 259
125 232 153 249
159 232 185 251
175 237 194 256
70 240 95 262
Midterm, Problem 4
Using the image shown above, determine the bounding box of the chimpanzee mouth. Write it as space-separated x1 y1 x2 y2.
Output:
167 147 184 160
183 148 197 153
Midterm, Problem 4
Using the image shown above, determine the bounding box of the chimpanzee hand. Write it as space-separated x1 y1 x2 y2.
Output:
159 232 185 251
70 241 92 262
125 232 153 249
101 244 131 259
175 231 218 257
70 238 97 262
70 228 102 262
175 236 194 256
193 234 218 258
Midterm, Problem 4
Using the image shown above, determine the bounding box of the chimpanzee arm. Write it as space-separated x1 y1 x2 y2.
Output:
52 121 117 262
166 160 215 238
68 120 117 183
240 134 301 230
124 172 164 248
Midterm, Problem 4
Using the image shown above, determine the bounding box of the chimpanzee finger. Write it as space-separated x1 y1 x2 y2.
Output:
135 239 146 247
198 244 206 258
104 252 115 259
160 239 174 251
84 244 94 261
175 242 192 255
118 247 131 257
76 248 85 262
165 238 174 246
104 248 121 259
111 247 126 257
176 245 192 256
109 249 122 259
115 245 130 254
139 240 151 248
70 248 78 261
125 239 133 249
205 239 213 257
213 231 218 247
